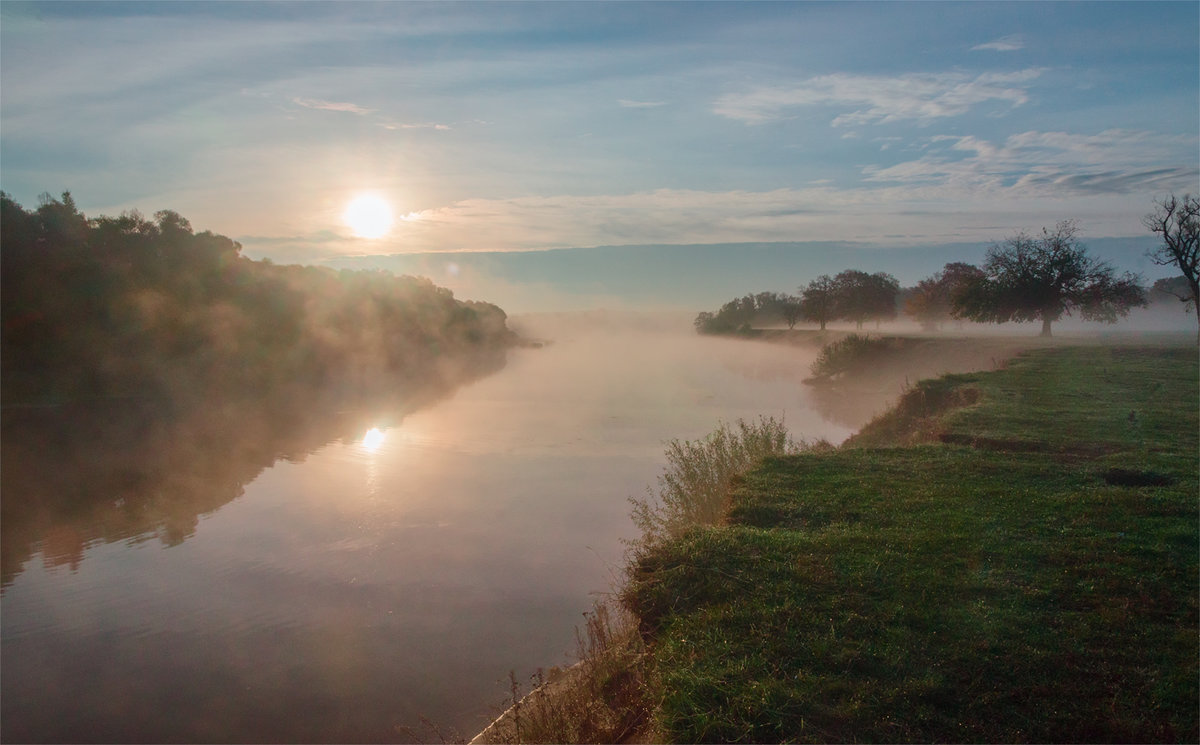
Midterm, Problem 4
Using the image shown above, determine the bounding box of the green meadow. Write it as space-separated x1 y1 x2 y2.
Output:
623 345 1198 743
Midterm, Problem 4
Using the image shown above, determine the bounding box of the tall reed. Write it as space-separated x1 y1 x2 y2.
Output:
629 416 819 548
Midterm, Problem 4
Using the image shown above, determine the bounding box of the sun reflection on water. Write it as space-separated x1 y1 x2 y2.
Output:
361 427 386 452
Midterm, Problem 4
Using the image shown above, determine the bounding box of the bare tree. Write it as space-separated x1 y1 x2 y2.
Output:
1143 194 1199 336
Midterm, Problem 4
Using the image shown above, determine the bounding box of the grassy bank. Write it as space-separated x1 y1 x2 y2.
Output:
623 345 1198 742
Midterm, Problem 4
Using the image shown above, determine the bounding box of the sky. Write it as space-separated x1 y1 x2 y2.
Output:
2 1 1198 310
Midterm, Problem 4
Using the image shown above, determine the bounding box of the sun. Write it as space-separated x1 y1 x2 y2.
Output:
343 193 395 239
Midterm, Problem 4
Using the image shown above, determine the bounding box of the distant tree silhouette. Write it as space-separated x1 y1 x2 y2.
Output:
693 296 753 334
1150 276 1192 307
832 270 900 330
1143 194 1199 336
800 275 837 331
954 220 1146 337
905 262 986 331
693 291 793 334
780 296 803 330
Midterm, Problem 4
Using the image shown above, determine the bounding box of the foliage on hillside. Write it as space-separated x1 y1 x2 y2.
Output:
1 191 514 406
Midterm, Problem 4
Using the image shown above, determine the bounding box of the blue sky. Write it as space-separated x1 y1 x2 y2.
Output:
2 1 1197 308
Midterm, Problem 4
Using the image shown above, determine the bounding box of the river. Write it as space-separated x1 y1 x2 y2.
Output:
1 316 874 743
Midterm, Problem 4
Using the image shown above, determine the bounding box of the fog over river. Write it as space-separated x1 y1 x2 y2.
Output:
2 315 887 743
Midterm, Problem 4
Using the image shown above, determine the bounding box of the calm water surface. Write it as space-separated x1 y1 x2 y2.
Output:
2 320 868 742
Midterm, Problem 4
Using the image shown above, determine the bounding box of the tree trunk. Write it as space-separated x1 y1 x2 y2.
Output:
1193 294 1199 346
1040 317 1053 337
819 319 826 331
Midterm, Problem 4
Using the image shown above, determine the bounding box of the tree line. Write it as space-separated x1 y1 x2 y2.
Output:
696 198 1198 338
694 270 901 335
1 191 515 407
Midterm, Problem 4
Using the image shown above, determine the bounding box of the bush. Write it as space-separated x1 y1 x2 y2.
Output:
809 334 891 380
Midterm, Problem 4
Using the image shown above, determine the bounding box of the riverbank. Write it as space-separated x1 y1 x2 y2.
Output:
472 335 1197 743
621 342 1198 742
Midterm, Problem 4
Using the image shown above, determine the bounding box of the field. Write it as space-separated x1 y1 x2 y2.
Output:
623 345 1198 742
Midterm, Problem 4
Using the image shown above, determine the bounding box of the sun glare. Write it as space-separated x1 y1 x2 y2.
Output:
361 427 387 452
343 193 395 239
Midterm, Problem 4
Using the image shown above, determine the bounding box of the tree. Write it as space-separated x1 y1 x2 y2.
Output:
1150 276 1192 306
693 311 717 334
694 293 766 335
954 220 1146 337
780 296 803 330
35 190 88 246
832 270 900 329
800 275 837 330
695 290 819 334
753 291 786 324
904 262 986 331
693 295 754 335
1 192 515 403
1143 194 1199 335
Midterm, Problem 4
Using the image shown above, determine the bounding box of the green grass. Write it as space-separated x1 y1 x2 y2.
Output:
940 346 1198 455
623 345 1198 743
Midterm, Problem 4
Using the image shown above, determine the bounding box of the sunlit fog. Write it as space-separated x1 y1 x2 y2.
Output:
2 2 1196 744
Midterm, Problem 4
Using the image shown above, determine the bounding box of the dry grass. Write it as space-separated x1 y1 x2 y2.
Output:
628 416 829 550
473 601 651 744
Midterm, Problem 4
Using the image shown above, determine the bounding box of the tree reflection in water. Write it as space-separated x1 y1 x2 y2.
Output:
0 347 507 590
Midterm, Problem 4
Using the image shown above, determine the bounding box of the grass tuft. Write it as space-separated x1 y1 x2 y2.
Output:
628 416 829 550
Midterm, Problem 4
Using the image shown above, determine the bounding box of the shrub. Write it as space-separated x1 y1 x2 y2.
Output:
809 333 891 380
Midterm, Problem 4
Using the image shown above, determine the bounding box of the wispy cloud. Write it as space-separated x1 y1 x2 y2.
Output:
292 97 375 115
875 136 903 152
863 129 1199 196
971 34 1024 52
4 1 1195 267
380 121 452 131
1013 168 1194 196
714 69 1044 125
618 99 668 109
